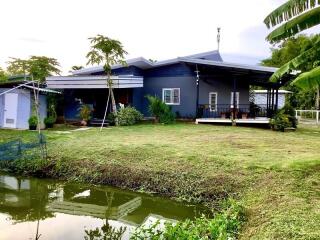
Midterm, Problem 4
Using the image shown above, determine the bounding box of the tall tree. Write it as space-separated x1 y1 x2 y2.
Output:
86 34 127 128
265 0 320 109
7 56 60 133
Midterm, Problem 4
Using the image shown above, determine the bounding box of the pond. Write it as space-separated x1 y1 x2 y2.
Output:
0 172 211 240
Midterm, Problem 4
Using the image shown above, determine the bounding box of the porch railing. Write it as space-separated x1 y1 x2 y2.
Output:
197 104 270 119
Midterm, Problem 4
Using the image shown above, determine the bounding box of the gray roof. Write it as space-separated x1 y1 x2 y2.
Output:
73 50 277 75
73 50 223 75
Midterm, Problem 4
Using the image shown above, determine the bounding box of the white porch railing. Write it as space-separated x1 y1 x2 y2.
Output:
295 110 320 124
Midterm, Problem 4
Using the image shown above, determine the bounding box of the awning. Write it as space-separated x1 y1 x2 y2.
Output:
46 75 143 89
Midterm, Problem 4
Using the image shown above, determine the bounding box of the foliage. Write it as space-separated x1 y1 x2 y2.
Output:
78 105 92 121
7 56 60 83
86 35 127 74
264 1 320 110
262 35 320 109
86 34 127 121
132 199 245 240
0 67 8 81
146 95 175 124
84 222 126 240
107 112 117 126
28 116 38 127
116 107 143 126
44 116 56 128
264 0 320 43
47 93 57 120
266 7 320 43
270 105 297 132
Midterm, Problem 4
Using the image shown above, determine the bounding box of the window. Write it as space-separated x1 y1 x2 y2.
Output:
209 92 218 111
162 88 180 105
230 92 240 108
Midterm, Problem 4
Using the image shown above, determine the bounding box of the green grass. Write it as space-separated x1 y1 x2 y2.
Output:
1 123 319 239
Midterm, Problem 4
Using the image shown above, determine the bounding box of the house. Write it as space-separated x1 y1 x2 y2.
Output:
46 50 286 125
0 80 50 129
254 89 292 109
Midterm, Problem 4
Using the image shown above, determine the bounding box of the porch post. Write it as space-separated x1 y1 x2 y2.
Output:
275 87 279 112
232 76 237 125
271 88 275 113
195 64 200 117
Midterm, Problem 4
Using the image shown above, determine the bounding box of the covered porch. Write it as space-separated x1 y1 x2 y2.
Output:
46 75 143 121
181 58 288 125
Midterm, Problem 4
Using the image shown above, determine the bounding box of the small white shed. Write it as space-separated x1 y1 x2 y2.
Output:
0 82 48 129
253 90 292 109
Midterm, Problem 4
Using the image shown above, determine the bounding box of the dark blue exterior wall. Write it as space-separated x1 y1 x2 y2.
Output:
63 62 251 120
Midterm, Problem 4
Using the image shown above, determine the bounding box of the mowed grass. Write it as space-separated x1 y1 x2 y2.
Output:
1 123 319 239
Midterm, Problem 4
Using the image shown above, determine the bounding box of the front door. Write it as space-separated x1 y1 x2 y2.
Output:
4 93 18 128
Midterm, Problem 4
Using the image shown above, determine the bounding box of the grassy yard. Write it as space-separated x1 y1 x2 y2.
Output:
1 123 319 239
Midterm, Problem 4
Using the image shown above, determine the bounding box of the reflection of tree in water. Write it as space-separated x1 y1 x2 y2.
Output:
84 221 126 240
84 192 126 240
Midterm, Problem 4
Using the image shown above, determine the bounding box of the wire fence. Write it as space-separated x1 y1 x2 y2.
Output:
0 133 47 164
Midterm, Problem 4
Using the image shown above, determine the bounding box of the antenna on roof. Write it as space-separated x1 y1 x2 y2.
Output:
217 27 221 51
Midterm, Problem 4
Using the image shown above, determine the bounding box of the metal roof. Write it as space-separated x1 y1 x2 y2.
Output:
179 58 278 73
72 50 223 75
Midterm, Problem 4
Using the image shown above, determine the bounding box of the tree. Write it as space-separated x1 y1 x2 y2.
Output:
0 67 8 82
7 56 61 133
262 35 320 109
86 34 127 128
264 0 320 109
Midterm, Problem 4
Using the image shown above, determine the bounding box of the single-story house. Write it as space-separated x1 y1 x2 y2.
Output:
254 89 292 109
0 80 49 129
46 50 287 125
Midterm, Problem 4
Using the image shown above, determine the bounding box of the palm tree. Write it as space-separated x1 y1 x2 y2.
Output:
265 0 320 109
86 35 127 128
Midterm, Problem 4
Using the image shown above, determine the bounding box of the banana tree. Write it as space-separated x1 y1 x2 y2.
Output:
265 0 320 109
86 35 127 128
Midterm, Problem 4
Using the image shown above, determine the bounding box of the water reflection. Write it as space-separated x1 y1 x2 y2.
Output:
0 173 209 239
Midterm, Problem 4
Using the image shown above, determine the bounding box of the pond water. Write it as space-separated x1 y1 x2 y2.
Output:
0 172 210 240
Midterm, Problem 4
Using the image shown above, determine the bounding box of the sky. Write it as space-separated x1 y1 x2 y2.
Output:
0 0 291 74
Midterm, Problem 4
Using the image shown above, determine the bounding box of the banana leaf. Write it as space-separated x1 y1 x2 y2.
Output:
267 6 320 42
270 39 320 82
264 0 320 28
291 66 320 88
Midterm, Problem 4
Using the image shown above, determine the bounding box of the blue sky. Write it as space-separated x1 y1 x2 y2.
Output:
0 0 312 73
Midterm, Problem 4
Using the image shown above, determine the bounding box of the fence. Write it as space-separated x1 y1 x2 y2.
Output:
0 134 47 162
295 110 320 125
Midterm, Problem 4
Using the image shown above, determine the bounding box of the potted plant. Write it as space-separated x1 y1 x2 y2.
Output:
28 116 38 130
78 105 92 126
44 116 56 128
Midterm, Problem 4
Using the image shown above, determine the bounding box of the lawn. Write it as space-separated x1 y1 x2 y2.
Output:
1 123 320 239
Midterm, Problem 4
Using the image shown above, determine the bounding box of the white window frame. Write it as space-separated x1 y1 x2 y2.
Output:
230 92 240 108
162 88 180 105
209 92 218 112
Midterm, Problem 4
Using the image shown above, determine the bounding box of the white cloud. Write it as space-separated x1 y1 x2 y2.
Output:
0 0 302 74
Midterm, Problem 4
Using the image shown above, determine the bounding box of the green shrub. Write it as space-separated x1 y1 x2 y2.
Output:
78 105 92 121
270 112 292 131
146 95 175 124
131 199 245 240
270 103 297 131
107 112 116 126
28 116 38 127
117 107 143 126
44 116 56 128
